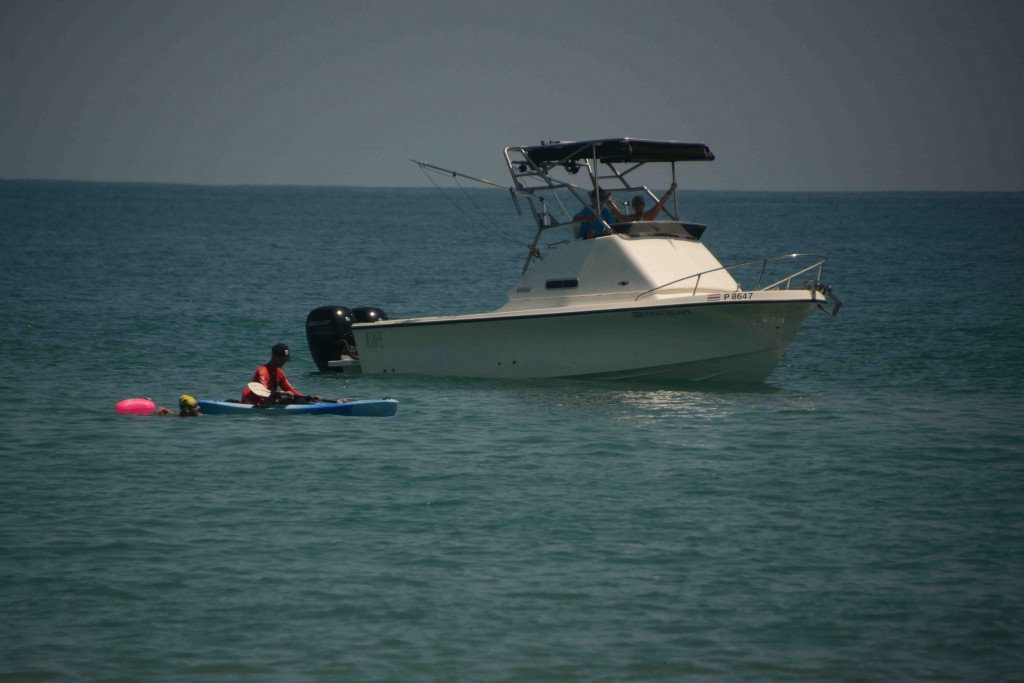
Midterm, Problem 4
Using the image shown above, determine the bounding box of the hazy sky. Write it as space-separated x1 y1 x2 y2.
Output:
2 0 1021 191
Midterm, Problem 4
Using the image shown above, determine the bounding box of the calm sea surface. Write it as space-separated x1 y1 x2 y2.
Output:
1 181 1022 681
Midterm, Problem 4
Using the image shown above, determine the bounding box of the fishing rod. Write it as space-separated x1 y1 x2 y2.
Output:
413 158 564 225
413 159 571 273
412 159 529 196
412 157 603 228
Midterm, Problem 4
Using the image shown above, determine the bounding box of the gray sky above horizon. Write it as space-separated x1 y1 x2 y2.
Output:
2 0 1022 191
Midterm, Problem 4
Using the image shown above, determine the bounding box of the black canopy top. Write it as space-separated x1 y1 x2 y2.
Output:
520 138 715 166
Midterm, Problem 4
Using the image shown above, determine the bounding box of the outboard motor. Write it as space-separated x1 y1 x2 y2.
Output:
305 306 356 371
353 306 389 323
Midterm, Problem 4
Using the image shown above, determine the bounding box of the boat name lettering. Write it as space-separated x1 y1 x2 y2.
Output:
365 330 384 349
631 309 691 318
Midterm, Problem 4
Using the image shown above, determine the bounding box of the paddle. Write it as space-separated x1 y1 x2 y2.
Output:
246 381 350 405
247 381 271 398
248 381 340 404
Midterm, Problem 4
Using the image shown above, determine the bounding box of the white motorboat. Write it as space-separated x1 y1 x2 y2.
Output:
306 138 841 382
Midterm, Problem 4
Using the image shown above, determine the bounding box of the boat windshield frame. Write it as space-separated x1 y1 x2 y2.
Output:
503 138 715 273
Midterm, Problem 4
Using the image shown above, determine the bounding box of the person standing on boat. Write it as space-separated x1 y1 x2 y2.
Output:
241 343 321 405
625 182 678 222
573 188 624 239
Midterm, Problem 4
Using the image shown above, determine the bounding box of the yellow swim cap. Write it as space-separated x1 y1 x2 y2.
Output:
179 394 198 412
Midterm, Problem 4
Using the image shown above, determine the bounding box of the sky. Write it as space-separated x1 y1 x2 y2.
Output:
2 0 1022 191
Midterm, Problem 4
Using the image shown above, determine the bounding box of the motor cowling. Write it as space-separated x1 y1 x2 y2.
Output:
305 306 356 371
353 306 390 323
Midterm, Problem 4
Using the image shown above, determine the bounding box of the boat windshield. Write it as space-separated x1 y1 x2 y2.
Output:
502 138 715 272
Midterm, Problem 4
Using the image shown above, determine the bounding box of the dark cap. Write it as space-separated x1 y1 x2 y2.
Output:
589 188 611 200
271 343 290 359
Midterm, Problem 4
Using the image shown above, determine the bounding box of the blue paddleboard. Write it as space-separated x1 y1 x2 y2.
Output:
196 399 397 417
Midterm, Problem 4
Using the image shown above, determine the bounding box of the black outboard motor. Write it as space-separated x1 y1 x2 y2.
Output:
352 306 389 324
306 306 356 371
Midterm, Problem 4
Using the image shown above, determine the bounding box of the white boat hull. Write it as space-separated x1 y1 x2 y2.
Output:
309 139 841 384
351 294 818 382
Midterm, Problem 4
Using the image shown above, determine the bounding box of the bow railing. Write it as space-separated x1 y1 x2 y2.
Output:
635 254 830 301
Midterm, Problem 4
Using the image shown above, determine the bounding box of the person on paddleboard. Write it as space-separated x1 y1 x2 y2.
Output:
153 394 202 416
241 343 322 405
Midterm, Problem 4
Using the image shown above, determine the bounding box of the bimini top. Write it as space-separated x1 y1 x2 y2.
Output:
519 138 715 167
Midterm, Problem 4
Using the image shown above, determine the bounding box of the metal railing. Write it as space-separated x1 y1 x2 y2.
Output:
635 254 829 301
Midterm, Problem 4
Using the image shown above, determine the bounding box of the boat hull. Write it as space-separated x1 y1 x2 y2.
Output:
352 296 818 382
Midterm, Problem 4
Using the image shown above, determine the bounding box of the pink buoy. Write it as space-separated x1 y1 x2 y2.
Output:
116 398 156 415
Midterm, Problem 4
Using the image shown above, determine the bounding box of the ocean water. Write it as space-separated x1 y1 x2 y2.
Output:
1 180 1022 681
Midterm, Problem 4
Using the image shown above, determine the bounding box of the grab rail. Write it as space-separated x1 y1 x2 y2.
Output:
635 253 829 301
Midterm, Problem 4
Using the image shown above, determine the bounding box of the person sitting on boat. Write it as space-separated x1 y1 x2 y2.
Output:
625 182 678 222
153 394 202 416
241 343 321 405
573 188 624 239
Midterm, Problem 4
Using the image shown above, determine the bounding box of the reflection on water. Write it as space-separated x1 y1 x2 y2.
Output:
613 389 743 421
489 375 817 425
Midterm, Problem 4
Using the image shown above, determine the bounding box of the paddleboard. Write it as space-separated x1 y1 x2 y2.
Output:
196 398 397 417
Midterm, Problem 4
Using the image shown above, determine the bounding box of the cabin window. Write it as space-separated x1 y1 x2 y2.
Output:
546 279 579 290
